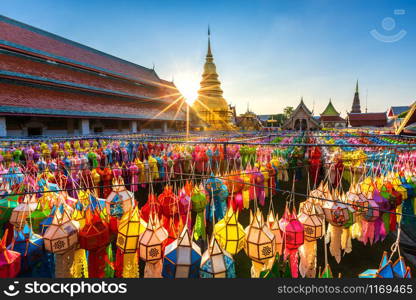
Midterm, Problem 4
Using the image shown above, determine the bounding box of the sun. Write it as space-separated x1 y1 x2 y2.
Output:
174 72 199 105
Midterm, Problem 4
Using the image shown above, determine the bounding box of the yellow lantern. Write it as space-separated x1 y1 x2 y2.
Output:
214 208 246 255
116 206 146 253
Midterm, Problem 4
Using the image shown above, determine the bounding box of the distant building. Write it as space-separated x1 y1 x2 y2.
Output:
347 81 387 127
387 106 410 119
395 102 416 135
282 98 321 130
236 108 263 131
318 99 346 128
347 113 387 127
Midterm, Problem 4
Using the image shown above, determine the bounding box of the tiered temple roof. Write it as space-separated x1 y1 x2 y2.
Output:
0 15 185 121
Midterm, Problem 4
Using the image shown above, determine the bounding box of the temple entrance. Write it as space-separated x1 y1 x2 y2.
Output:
294 119 307 131
28 127 42 136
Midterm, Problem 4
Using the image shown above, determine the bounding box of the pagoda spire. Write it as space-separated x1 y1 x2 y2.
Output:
351 80 361 113
207 25 213 61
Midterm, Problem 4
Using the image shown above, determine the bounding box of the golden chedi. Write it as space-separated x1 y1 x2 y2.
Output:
192 28 236 131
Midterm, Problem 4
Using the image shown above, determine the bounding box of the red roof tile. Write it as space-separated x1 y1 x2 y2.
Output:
0 16 158 84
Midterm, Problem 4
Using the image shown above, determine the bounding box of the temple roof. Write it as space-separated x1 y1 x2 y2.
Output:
0 15 167 87
396 102 416 135
347 112 387 127
387 106 410 117
282 98 321 128
320 99 340 116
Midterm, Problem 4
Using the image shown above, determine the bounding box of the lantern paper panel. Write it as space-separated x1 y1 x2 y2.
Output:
9 195 38 229
162 227 201 278
79 209 109 251
322 193 350 227
105 181 134 218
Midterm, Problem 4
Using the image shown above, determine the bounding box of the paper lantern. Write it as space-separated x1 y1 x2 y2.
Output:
0 229 21 278
79 209 109 251
116 206 146 253
244 210 275 263
39 206 56 235
138 214 168 262
9 195 37 229
200 235 236 278
28 203 50 234
8 224 43 271
279 207 304 251
214 208 246 255
43 206 79 254
162 226 201 278
298 202 323 242
362 199 380 222
322 193 350 226
159 185 180 218
105 178 134 218
0 194 19 227
267 211 283 255
191 186 208 241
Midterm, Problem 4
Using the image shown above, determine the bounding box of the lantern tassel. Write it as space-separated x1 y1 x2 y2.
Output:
328 224 342 264
298 240 317 278
71 248 88 278
144 260 163 278
341 227 352 254
122 252 138 278
55 248 75 278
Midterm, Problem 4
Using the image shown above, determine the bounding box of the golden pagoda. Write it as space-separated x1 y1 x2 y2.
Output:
193 27 236 131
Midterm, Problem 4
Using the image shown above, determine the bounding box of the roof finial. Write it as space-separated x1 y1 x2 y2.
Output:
152 62 155 70
207 25 212 57
356 80 359 93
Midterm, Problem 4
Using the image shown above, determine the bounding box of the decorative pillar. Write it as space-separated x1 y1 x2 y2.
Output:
130 120 137 133
81 119 90 135
0 117 6 137
162 121 168 133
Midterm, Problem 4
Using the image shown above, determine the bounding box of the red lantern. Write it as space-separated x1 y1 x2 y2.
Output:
79 209 110 278
0 229 21 278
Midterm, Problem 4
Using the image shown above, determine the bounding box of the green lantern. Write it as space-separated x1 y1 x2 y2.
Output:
0 194 19 227
28 203 51 234
191 186 208 241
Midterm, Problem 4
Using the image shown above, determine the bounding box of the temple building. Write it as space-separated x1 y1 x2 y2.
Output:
395 102 416 135
192 28 236 131
282 98 321 130
236 106 263 131
0 15 186 137
347 81 387 127
318 99 346 128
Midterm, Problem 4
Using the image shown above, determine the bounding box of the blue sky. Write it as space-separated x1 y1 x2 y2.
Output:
1 0 415 116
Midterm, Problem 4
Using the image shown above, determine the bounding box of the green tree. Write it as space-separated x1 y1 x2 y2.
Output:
283 106 294 119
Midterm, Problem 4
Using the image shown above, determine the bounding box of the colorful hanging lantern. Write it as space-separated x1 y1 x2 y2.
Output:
298 201 324 242
162 226 201 278
9 195 37 229
0 229 21 278
244 209 276 263
0 194 19 227
105 178 134 218
116 206 146 254
191 186 208 241
43 206 79 254
267 211 283 255
200 235 236 278
322 192 350 226
28 202 50 234
214 208 246 255
138 214 168 262
8 224 43 273
79 209 110 278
